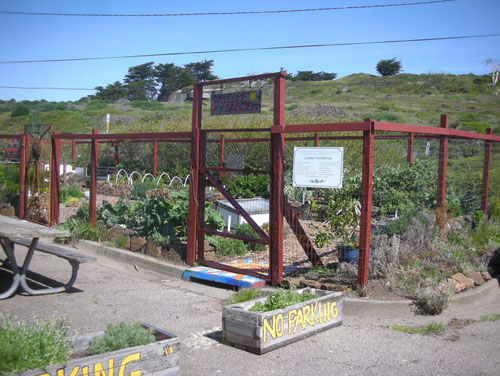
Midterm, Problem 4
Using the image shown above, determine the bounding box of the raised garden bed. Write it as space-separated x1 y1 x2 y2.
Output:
222 288 343 354
13 324 180 376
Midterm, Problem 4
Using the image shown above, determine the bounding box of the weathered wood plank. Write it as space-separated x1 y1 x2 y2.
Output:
0 215 69 238
10 237 97 263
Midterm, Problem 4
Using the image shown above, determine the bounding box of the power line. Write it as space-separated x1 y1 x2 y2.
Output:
1 33 499 65
0 1 456 17
0 86 95 90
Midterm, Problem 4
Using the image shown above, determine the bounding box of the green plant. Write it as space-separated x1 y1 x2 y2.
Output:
59 186 84 203
383 210 431 236
249 288 318 312
312 184 361 249
225 288 261 305
59 218 106 242
131 181 158 200
212 237 248 257
224 174 269 199
0 315 71 374
233 223 267 251
11 105 30 117
391 322 445 335
88 322 155 355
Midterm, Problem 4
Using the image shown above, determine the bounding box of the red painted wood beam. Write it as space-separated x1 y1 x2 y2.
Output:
18 134 27 219
90 129 98 227
358 120 375 286
481 128 493 216
436 115 449 211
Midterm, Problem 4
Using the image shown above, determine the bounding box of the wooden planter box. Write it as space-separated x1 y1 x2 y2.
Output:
222 288 343 354
15 324 180 376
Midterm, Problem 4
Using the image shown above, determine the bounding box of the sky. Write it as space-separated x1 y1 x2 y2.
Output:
0 0 499 102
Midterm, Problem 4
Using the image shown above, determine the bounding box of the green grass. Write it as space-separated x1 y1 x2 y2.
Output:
480 314 500 322
225 288 261 305
391 322 445 335
249 288 318 312
0 315 71 374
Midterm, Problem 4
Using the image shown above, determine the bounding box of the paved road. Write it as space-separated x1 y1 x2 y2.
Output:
1 241 499 376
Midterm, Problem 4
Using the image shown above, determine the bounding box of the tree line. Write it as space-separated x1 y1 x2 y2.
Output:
93 60 339 102
93 60 218 102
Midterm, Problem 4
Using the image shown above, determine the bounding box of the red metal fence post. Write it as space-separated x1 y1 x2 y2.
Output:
71 139 76 169
153 139 158 178
358 119 375 286
49 133 61 225
314 132 320 147
436 115 449 210
18 134 27 219
219 134 225 181
481 128 493 217
186 83 203 266
197 131 207 262
113 142 119 167
269 72 286 285
90 129 98 227
407 132 414 166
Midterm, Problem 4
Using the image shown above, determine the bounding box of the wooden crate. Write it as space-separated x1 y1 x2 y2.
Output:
16 324 180 376
222 288 343 354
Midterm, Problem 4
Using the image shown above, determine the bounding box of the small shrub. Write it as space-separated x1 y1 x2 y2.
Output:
59 186 84 203
214 237 248 257
225 174 269 199
250 288 318 312
411 284 453 315
233 223 267 251
383 210 431 236
88 322 155 355
11 105 30 117
0 315 70 374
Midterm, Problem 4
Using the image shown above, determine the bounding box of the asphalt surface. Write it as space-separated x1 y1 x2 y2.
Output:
1 240 499 376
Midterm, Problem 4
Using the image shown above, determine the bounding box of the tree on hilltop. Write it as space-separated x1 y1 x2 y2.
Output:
124 62 157 101
376 58 403 77
288 70 337 81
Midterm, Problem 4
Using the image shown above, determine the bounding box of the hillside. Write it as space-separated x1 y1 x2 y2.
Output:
1 73 499 136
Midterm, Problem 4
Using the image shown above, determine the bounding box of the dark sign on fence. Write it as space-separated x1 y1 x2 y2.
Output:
210 90 261 116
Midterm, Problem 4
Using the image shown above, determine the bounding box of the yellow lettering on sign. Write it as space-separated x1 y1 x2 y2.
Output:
303 305 314 327
331 301 338 318
288 309 297 335
94 359 114 376
293 308 304 334
55 366 80 376
119 353 141 376
81 366 89 376
276 314 284 338
323 302 330 323
312 302 321 325
263 317 276 343
164 346 174 356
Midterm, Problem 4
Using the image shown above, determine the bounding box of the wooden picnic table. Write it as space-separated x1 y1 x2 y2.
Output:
0 215 95 299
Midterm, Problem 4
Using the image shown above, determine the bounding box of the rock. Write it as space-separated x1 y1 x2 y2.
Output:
0 203 16 217
481 271 492 281
451 273 474 289
464 270 485 286
145 239 162 258
447 278 467 293
103 226 125 242
129 236 147 252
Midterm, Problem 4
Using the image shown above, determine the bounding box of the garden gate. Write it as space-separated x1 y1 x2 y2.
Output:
187 72 322 286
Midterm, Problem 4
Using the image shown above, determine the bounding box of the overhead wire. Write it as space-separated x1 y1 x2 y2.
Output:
0 86 95 90
1 33 499 65
0 1 456 17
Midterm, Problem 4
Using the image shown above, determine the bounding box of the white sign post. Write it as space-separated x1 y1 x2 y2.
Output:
292 147 343 188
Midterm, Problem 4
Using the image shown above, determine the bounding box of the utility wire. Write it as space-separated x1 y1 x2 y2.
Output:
0 1 456 17
0 86 95 90
1 33 499 65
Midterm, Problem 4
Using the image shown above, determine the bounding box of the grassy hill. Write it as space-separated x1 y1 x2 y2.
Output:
1 72 499 136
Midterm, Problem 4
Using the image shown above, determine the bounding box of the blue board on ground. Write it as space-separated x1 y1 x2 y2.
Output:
182 266 266 288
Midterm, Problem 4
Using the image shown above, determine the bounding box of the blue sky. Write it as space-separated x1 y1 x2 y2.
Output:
0 0 499 102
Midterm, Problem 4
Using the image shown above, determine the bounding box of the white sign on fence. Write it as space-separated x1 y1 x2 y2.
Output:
292 147 343 188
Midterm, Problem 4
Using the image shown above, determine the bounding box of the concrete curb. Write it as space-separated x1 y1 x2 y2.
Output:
79 240 499 317
79 240 186 279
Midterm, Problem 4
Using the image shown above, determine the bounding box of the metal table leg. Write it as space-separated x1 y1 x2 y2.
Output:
0 238 21 299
